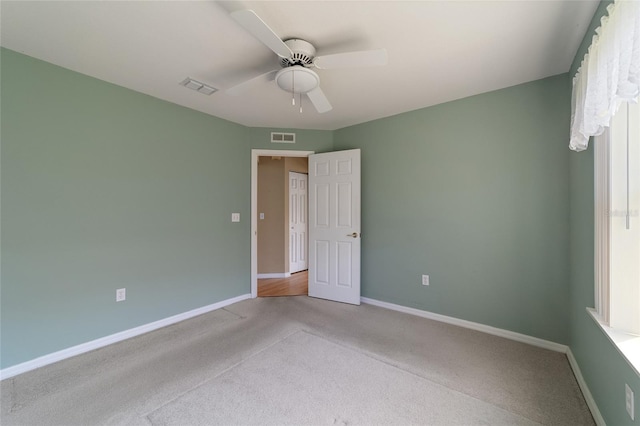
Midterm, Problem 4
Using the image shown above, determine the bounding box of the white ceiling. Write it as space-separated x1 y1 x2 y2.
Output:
1 1 598 131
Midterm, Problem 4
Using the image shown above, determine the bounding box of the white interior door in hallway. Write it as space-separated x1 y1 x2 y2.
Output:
308 149 361 305
289 172 308 274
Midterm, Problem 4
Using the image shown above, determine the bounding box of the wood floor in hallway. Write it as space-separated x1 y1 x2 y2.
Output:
258 270 308 297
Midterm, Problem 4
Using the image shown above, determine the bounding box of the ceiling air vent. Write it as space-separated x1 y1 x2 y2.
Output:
271 132 296 143
180 77 217 95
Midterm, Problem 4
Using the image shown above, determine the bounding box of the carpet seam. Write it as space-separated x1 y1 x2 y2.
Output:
299 328 545 426
220 307 245 320
139 327 305 421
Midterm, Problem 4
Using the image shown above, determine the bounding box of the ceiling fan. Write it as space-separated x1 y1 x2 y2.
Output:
227 10 388 113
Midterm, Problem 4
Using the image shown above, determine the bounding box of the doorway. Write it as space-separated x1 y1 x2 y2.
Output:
288 171 308 274
251 150 314 298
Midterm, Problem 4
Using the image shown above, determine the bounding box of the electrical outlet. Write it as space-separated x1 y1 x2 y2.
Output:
422 275 429 286
626 383 635 420
232 213 240 222
116 288 126 302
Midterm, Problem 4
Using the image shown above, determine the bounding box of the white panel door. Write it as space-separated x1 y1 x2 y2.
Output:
308 149 361 305
289 172 308 274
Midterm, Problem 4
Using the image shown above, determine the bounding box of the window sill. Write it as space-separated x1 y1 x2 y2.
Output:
587 308 640 377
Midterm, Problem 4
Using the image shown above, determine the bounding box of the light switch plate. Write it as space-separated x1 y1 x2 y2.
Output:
260 213 265 220
231 213 240 222
116 288 126 302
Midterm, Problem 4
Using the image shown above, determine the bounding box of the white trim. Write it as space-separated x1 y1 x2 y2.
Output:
251 149 314 299
360 297 608 423
567 347 607 426
594 130 611 324
360 297 567 352
588 307 640 377
257 273 291 279
0 293 251 381
0 292 605 425
360 297 607 423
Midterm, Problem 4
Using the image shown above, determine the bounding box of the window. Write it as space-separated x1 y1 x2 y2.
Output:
568 0 640 374
592 101 640 373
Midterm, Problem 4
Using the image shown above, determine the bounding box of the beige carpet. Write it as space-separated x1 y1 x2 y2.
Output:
147 330 537 425
1 296 594 425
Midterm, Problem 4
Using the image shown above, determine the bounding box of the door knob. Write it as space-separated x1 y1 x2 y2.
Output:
347 232 359 238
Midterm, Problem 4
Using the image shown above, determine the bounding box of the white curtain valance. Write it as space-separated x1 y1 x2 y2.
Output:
570 0 640 152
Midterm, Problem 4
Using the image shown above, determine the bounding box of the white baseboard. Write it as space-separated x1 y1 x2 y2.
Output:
0 293 252 381
2 292 605 426
360 297 568 353
360 297 604 424
566 348 606 426
257 273 291 279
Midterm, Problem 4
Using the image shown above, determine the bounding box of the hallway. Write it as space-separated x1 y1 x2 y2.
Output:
258 271 308 297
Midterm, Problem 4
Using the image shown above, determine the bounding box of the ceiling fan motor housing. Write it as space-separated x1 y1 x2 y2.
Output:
281 39 316 67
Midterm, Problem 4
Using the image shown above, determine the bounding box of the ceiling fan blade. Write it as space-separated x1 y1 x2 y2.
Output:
227 70 278 96
313 48 388 70
306 87 333 113
230 10 293 59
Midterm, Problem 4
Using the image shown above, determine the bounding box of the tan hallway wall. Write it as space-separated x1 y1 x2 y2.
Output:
257 157 285 274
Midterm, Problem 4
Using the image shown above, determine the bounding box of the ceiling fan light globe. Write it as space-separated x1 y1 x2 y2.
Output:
275 66 319 94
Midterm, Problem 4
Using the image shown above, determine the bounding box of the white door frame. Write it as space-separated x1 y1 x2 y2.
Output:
251 149 314 298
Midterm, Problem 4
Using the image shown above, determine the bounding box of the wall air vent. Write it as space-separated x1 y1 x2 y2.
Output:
271 132 296 143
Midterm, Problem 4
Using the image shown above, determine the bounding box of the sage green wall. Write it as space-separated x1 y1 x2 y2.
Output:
5 13 638 423
334 74 571 344
0 48 251 368
568 2 640 425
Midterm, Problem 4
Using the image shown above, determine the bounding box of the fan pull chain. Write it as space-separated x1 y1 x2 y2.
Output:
299 93 303 113
292 71 295 106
